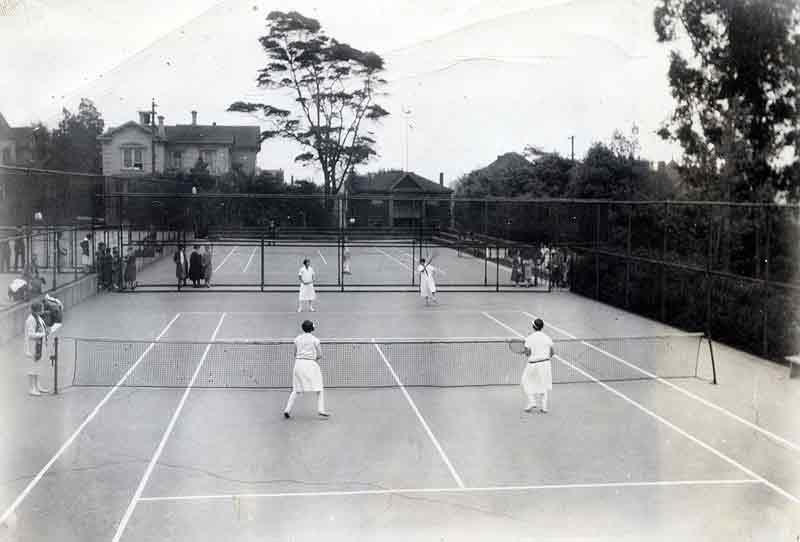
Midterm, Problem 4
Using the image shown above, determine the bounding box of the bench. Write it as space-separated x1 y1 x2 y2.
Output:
786 355 800 379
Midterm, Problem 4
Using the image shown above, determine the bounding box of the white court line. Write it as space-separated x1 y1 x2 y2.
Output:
481 312 800 505
224 336 514 343
372 340 465 488
111 313 227 542
402 251 447 275
213 246 237 273
520 311 800 456
139 478 760 502
375 247 411 270
0 313 182 527
243 247 256 273
317 249 327 265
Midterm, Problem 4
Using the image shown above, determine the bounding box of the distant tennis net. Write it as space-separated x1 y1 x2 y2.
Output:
52 333 714 392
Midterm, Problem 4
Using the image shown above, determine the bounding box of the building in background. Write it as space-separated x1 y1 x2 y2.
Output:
0 112 37 167
98 110 260 177
344 170 452 228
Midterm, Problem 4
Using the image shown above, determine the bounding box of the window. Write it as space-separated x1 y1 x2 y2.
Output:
122 148 144 170
171 151 183 169
1 147 11 164
201 150 216 172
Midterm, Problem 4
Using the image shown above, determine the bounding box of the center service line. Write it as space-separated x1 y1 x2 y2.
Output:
111 313 228 542
372 339 465 488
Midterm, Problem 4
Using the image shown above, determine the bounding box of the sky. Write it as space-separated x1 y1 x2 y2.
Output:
0 0 687 186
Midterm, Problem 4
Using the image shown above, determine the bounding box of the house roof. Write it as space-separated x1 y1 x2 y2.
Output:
98 122 260 150
0 112 10 134
348 170 452 195
166 125 260 149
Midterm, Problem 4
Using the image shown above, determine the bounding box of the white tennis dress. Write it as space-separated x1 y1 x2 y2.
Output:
418 264 437 298
522 330 554 394
298 265 316 301
292 333 323 392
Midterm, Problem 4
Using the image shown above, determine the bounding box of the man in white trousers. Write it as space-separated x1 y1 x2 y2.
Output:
284 320 330 419
522 318 554 413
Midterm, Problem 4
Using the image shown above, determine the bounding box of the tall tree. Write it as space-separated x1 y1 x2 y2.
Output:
229 11 389 200
654 0 800 201
49 98 104 173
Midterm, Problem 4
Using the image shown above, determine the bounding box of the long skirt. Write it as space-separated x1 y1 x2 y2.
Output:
521 360 553 394
299 282 316 301
292 358 323 392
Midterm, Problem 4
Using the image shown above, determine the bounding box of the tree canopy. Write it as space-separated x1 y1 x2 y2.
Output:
229 11 389 199
654 0 800 201
47 98 104 174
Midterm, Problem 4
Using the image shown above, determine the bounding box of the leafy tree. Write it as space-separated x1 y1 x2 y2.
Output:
228 11 389 200
49 98 104 173
654 0 800 201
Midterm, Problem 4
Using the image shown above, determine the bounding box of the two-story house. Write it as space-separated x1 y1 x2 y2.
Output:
98 110 260 177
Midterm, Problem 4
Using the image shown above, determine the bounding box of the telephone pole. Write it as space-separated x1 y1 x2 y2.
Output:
569 135 575 162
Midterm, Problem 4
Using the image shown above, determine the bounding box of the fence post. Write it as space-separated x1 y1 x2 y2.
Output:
762 205 771 357
594 204 601 300
706 206 714 345
51 337 58 395
625 204 631 309
495 244 500 292
260 233 265 292
661 202 668 322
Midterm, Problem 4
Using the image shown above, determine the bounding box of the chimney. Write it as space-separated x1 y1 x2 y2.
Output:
138 111 150 125
439 172 444 186
191 110 197 125
157 115 165 137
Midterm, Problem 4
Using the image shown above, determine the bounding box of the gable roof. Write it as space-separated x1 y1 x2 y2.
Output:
166 125 260 150
97 121 156 141
348 170 452 195
0 112 10 134
98 122 260 150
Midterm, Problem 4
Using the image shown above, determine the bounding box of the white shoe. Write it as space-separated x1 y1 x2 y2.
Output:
310 307 316 312
297 308 302 312
28 389 41 396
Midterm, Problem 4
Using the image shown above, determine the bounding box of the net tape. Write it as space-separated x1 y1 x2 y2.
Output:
58 334 710 390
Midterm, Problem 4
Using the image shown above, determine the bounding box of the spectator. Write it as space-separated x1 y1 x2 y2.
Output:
0 237 10 272
80 234 91 272
13 233 25 272
202 245 213 288
189 245 203 288
124 247 137 290
24 301 49 396
111 247 122 291
29 272 46 296
8 276 29 302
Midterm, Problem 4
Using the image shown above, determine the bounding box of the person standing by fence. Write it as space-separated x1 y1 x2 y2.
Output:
0 237 10 273
24 301 49 396
13 232 25 272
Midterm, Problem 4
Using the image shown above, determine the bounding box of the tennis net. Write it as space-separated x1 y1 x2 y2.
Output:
53 333 714 392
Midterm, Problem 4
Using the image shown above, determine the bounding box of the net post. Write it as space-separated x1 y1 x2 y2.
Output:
51 336 58 395
411 241 415 286
706 332 717 385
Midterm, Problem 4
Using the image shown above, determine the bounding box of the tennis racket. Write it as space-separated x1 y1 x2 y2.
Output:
422 247 440 272
507 339 527 355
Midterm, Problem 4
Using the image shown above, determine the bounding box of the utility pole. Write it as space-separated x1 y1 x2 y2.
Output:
151 98 157 176
569 135 575 162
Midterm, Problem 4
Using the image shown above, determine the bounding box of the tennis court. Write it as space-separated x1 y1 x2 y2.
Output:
1 289 799 541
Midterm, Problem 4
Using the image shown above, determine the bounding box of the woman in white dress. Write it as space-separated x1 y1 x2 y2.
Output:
283 320 330 418
298 258 316 312
24 301 49 396
522 318 554 413
342 240 352 275
418 258 438 305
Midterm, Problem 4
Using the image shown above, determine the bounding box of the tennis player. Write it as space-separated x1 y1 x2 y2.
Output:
283 320 330 419
297 258 316 312
342 240 352 275
522 318 554 413
418 258 438 305
24 301 49 396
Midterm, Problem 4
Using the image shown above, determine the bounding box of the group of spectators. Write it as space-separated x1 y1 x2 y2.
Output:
96 242 137 292
174 244 213 289
510 246 571 289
